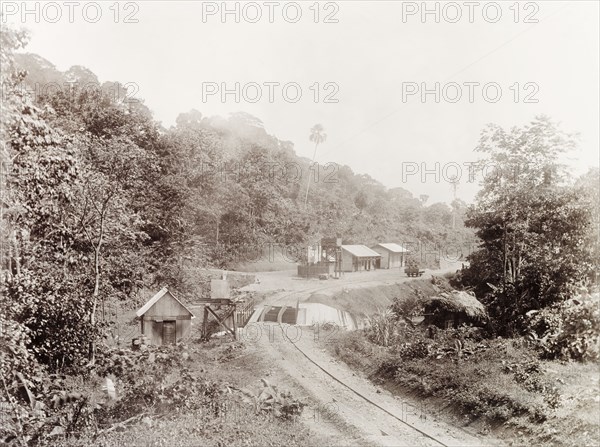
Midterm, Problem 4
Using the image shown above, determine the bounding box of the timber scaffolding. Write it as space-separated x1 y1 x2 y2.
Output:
196 296 256 340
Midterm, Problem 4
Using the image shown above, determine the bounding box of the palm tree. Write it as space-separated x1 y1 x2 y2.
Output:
304 124 327 207
449 174 459 229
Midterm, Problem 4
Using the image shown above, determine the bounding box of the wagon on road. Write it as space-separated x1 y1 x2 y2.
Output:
404 263 425 277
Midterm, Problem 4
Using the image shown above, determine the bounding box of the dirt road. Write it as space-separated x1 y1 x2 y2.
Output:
241 266 457 306
240 266 503 446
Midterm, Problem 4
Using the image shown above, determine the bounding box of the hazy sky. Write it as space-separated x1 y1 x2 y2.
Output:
5 1 599 204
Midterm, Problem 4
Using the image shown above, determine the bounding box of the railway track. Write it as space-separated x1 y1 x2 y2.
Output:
244 268 494 446
281 325 450 447
265 289 450 447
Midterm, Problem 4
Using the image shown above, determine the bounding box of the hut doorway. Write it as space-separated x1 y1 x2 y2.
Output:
163 320 177 345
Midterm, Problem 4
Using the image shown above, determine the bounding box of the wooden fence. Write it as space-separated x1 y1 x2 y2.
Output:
297 262 335 278
235 298 256 328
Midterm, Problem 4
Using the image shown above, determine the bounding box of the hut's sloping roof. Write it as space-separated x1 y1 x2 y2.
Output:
425 291 487 320
374 243 409 253
136 287 196 318
341 245 382 258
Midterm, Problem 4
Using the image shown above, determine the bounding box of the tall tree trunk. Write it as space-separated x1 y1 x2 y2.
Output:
89 246 100 362
91 247 100 326
502 222 507 287
13 229 21 276
88 203 107 363
304 142 319 207
7 227 13 275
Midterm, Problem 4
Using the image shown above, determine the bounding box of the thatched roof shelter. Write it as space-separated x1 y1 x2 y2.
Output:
424 291 487 327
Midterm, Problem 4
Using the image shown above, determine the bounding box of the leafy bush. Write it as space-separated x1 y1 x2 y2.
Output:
394 339 430 360
0 312 42 385
238 378 305 421
0 370 102 446
527 298 600 362
390 292 423 320
3 272 105 373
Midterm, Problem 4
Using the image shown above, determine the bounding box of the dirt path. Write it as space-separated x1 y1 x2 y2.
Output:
241 266 457 307
255 322 496 447
240 265 503 446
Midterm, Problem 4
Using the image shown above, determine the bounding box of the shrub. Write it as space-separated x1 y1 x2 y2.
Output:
3 271 106 374
390 292 423 321
238 379 305 421
528 298 600 362
500 358 563 413
395 340 430 360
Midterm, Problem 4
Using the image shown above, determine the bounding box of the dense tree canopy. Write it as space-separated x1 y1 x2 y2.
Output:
457 117 596 334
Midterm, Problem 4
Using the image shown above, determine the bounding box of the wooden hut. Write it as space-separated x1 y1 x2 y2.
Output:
370 243 409 269
136 287 195 345
423 291 487 329
298 237 341 278
340 245 382 272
